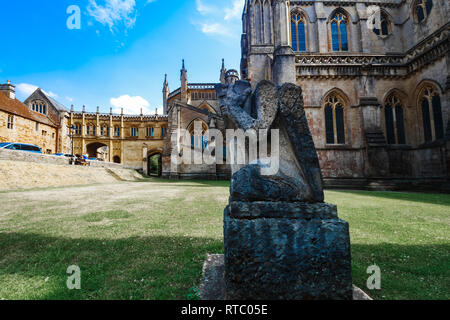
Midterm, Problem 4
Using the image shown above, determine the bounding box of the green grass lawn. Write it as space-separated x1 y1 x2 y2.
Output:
0 179 448 300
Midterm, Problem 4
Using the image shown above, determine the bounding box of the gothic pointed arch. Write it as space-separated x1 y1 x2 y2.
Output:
198 101 217 114
322 89 349 145
412 0 433 24
383 91 407 144
372 9 392 37
187 118 209 150
290 9 308 52
415 80 444 142
327 8 350 52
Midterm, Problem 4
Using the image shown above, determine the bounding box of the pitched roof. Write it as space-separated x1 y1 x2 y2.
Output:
24 88 68 112
0 91 59 128
42 91 68 112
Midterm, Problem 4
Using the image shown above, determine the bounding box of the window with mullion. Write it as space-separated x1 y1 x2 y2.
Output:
330 13 348 52
384 95 406 145
324 95 346 144
291 13 306 52
420 86 444 142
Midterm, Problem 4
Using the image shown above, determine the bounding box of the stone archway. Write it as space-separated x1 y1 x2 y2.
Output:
148 152 162 177
86 142 108 161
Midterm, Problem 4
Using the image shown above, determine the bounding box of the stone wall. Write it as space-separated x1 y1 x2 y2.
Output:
0 110 58 154
0 148 68 165
0 149 126 169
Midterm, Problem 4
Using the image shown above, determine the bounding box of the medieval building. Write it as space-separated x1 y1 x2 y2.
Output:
0 80 168 175
67 107 168 174
240 0 449 190
0 82 70 155
161 60 233 179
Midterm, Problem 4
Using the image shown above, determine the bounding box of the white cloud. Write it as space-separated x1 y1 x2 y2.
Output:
110 94 151 114
47 91 59 98
87 0 138 32
66 97 74 102
16 83 58 99
196 0 216 15
200 23 232 37
224 0 244 21
194 0 245 39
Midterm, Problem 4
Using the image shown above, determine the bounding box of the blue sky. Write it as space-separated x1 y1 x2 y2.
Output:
0 0 244 114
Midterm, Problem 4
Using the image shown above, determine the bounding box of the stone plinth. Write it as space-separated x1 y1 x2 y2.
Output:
224 201 353 300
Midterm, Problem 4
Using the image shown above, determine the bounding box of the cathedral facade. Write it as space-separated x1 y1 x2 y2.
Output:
240 0 449 190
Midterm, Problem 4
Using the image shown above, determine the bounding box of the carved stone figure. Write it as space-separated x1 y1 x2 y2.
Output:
216 80 353 300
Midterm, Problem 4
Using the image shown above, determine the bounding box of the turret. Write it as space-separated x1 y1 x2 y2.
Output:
225 69 240 85
180 59 188 102
163 74 170 115
220 59 227 84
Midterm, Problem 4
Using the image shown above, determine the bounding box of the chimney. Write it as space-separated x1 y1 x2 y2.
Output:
0 80 16 99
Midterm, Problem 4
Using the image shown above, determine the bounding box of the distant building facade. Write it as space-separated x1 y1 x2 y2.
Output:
0 82 69 155
68 106 167 173
0 80 168 174
240 0 449 190
161 60 231 179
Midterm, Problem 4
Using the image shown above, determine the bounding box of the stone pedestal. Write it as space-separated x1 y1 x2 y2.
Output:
224 201 353 300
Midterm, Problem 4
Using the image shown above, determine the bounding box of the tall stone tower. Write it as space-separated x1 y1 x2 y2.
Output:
241 0 295 86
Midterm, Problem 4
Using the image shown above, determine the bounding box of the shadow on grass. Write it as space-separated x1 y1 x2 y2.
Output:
350 242 450 300
0 232 223 300
0 232 448 300
330 190 450 207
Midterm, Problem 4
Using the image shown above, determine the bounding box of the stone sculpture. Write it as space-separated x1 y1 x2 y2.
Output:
216 80 353 300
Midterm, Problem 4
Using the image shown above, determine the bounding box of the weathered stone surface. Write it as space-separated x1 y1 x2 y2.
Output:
278 83 324 202
199 254 371 300
224 202 353 300
219 79 353 300
199 254 225 301
218 80 324 203
227 201 337 219
230 164 311 202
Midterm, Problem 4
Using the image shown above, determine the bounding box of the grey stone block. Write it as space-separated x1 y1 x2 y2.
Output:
224 202 353 300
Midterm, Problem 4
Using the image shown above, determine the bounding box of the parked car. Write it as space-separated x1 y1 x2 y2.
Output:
0 142 42 154
54 153 77 164
54 153 76 159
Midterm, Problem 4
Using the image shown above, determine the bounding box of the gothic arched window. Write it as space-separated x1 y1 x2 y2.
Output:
373 12 391 36
384 95 406 144
419 86 444 142
414 0 433 23
188 120 209 150
330 12 349 51
291 12 307 52
324 94 346 144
